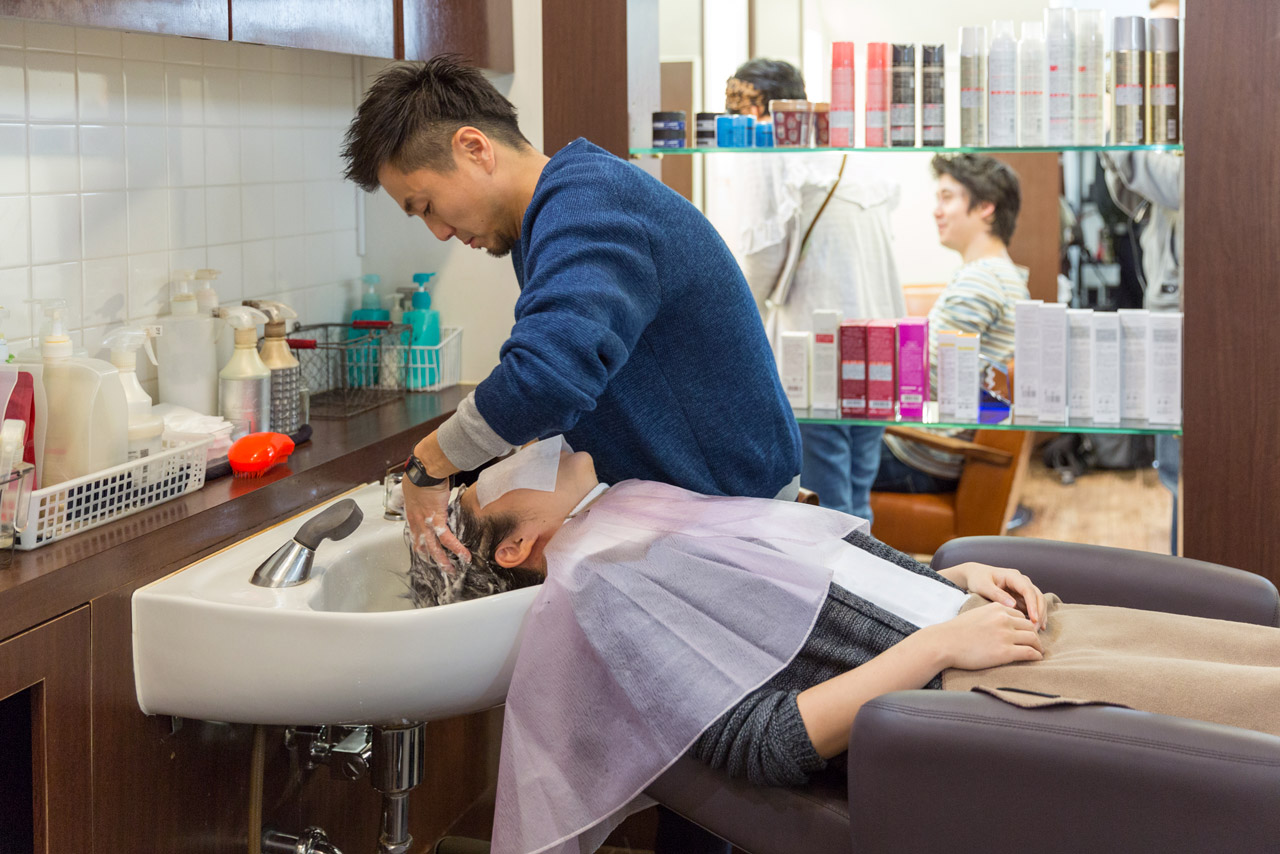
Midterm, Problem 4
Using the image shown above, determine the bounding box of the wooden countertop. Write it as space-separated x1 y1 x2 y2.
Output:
0 385 469 642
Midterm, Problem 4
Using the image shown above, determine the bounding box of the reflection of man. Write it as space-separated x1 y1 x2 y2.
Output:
877 154 1028 492
342 57 802 566
727 59 905 519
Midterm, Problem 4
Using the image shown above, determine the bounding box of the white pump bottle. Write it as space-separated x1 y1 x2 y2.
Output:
103 326 165 462
38 301 129 486
218 306 271 439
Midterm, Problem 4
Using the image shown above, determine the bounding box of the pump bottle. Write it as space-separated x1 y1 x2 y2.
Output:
350 274 389 387
195 268 234 371
157 270 219 414
38 301 129 486
103 326 165 462
403 273 442 389
218 306 271 440
245 300 302 435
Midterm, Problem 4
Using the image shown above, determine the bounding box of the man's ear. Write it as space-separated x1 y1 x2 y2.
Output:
495 532 535 569
975 199 997 226
453 126 496 172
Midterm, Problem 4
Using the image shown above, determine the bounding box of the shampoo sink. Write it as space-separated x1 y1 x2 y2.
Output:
132 483 540 725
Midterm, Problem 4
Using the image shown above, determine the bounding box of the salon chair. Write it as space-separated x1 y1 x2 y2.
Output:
646 536 1280 854
869 426 1032 555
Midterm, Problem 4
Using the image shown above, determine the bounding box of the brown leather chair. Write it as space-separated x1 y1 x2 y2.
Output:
647 536 1280 854
869 426 1033 554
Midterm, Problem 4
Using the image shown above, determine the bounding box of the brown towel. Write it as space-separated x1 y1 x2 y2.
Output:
941 593 1280 736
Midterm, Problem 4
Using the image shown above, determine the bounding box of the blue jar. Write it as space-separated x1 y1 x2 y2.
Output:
755 120 774 147
716 114 737 147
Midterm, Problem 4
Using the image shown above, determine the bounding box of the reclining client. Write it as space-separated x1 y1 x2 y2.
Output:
413 441 1280 854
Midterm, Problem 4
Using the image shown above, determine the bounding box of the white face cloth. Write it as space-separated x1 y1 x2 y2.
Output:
476 435 571 508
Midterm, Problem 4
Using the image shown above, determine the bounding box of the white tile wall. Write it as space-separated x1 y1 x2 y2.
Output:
2 18 363 393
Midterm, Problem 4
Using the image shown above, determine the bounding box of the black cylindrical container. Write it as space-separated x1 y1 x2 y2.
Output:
652 111 687 148
890 44 916 147
696 112 721 147
921 45 945 146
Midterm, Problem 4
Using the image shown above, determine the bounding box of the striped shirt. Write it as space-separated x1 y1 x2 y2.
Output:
884 256 1030 480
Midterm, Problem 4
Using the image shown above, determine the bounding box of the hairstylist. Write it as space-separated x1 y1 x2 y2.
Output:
342 57 802 563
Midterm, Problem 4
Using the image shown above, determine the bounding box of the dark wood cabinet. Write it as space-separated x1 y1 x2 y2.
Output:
0 0 228 38
230 0 397 58
400 0 513 72
0 607 92 854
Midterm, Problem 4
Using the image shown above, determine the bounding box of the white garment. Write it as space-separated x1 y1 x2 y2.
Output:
734 153 906 344
1102 151 1184 312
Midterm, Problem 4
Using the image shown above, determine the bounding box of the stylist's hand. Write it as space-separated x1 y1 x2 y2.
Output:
923 602 1044 671
940 561 1047 630
403 478 471 568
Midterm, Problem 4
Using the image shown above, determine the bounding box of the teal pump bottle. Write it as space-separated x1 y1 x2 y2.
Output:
403 272 441 389
349 274 389 386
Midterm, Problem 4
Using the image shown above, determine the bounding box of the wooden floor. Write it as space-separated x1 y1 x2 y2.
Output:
1011 457 1174 554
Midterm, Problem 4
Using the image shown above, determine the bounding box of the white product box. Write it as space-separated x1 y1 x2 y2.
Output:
810 309 843 411
1091 312 1121 424
954 332 981 422
1147 312 1183 425
1038 303 1068 423
1118 309 1150 421
779 331 810 409
1013 300 1044 417
936 331 959 418
1066 308 1093 419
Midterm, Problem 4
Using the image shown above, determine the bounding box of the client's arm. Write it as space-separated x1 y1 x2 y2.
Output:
796 603 1043 758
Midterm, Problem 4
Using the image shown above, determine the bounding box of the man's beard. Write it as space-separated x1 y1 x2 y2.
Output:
485 231 516 258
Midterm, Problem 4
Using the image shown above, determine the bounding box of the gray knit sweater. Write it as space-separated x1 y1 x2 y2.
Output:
691 530 963 787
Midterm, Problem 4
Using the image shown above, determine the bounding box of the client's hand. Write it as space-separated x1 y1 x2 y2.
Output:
940 561 1047 630
403 478 471 568
924 602 1044 671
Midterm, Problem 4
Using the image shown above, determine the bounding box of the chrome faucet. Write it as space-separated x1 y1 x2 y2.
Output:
250 499 363 588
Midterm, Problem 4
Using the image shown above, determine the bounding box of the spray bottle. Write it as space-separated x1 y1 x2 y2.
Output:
0 306 43 487
157 270 219 415
38 300 129 486
195 268 234 371
403 273 442 389
218 306 271 440
103 326 165 462
245 300 302 435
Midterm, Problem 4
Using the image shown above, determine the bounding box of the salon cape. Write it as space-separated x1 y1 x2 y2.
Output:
491 480 870 854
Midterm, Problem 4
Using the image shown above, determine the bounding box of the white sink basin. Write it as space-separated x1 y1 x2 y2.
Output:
132 483 541 725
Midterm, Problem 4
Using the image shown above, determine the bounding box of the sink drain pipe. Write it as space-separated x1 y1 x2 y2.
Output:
372 723 427 854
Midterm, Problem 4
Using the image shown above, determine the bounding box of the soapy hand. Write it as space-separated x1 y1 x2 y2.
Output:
403 478 471 569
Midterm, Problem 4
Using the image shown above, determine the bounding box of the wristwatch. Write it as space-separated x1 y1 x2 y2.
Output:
404 453 449 488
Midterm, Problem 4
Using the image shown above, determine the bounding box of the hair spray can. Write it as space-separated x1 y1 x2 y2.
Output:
959 26 986 146
1147 17 1180 144
1112 16 1147 144
921 45 945 146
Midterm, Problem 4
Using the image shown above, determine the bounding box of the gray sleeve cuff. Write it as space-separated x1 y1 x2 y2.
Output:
435 391 518 472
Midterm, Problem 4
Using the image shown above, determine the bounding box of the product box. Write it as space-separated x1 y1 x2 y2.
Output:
1118 309 1150 421
1091 312 1121 425
866 320 898 419
935 331 959 418
839 320 870 418
779 331 810 409
1013 300 1044 418
1147 312 1183 425
1066 308 1093 420
895 318 929 419
1038 303 1068 423
810 310 843 411
954 332 981 422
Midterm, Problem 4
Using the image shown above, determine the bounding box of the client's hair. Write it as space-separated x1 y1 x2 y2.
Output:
405 486 542 608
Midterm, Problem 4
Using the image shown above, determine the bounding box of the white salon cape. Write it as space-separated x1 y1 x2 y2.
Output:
491 480 965 854
733 152 906 345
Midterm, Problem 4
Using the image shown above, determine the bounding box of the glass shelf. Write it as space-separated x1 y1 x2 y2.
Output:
631 144 1183 156
794 402 1181 436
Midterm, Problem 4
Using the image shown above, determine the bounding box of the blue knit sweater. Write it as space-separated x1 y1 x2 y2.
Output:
473 139 801 498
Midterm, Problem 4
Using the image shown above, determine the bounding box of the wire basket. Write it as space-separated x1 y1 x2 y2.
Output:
386 327 463 393
18 438 211 550
287 322 409 419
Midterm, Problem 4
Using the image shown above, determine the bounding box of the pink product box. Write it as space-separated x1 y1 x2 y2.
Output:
866 320 897 419
839 320 870 418
896 318 930 419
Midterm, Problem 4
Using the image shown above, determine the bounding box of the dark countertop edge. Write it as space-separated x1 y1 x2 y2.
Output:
0 386 469 642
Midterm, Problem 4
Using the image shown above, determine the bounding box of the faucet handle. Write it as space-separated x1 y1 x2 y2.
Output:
295 499 363 550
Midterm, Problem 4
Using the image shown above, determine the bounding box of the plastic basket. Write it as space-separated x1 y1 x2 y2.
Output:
386 327 463 393
287 323 408 419
18 437 212 550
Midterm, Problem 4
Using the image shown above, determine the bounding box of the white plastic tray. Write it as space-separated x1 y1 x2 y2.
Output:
18 437 211 550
